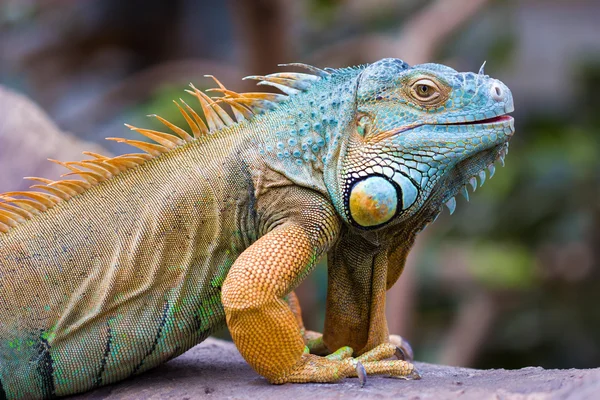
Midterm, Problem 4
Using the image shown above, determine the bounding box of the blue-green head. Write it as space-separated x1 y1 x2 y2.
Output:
323 58 514 230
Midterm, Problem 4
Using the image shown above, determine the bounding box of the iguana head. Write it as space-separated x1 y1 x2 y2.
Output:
324 58 514 231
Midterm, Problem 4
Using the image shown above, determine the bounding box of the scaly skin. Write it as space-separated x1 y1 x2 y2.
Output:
0 58 514 398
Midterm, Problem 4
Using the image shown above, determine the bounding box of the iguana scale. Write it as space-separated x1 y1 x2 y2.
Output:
0 58 514 399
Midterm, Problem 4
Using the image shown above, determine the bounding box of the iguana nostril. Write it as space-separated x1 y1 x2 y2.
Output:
491 83 503 101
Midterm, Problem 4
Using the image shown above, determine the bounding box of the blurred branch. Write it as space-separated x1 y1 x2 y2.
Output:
228 0 296 75
394 0 491 64
309 0 491 66
0 85 111 192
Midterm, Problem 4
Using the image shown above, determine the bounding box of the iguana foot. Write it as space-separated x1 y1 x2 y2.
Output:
303 330 329 355
388 334 415 362
304 331 414 361
273 343 420 385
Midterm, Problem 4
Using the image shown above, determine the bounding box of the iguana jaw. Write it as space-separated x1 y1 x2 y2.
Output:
433 131 512 216
403 112 514 221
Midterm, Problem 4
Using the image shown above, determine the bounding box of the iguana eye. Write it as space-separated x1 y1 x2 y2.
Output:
410 79 441 103
417 85 431 96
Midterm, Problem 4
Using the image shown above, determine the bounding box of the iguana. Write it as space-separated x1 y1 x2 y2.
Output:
0 58 514 399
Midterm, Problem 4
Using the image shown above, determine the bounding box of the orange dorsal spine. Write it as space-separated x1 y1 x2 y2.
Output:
0 65 330 234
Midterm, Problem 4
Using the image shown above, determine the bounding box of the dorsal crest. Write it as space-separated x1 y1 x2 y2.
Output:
0 63 331 234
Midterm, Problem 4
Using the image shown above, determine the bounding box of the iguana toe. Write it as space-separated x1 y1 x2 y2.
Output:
389 334 415 362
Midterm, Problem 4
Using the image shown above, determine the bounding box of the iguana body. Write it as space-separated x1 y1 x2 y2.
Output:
0 59 514 399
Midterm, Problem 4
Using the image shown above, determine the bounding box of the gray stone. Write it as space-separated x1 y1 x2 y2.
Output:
74 338 600 400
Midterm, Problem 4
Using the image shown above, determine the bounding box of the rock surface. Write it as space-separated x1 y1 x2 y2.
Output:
0 85 111 192
74 337 600 400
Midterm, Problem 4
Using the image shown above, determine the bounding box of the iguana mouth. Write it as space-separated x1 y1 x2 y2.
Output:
444 114 514 126
371 114 513 143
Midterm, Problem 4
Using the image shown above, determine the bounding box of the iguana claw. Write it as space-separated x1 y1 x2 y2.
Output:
355 361 367 387
406 369 422 380
394 346 407 361
389 334 415 362
400 340 414 362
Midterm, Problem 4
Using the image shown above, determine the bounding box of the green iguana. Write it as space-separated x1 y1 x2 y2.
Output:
0 58 514 398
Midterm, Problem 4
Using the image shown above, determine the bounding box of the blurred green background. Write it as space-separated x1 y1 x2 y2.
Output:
1 0 599 370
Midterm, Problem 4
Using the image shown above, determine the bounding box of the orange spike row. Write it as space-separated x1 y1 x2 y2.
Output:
205 86 255 117
122 155 151 162
82 151 109 160
174 99 202 138
0 197 45 213
206 87 242 98
0 200 36 219
204 74 228 91
124 124 184 148
67 161 114 179
184 85 220 131
243 75 300 95
1 191 60 209
204 74 287 104
277 63 330 77
25 178 72 200
28 185 72 200
48 159 102 185
149 114 194 142
0 208 25 226
99 155 143 171
83 160 122 176
217 98 254 121
60 171 103 185
185 86 222 131
204 75 256 121
176 99 209 138
50 179 91 194
222 96 275 114
218 92 286 113
191 81 236 126
24 177 55 186
0 215 18 228
122 152 153 161
186 83 235 128
209 101 235 126
0 68 328 234
96 160 124 175
105 138 169 157
83 151 152 171
48 158 81 173
0 207 28 222
265 72 320 82
263 73 318 90
238 92 287 102
210 88 286 115
256 77 304 93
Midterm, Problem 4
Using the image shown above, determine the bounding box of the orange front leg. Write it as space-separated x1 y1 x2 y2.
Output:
222 222 321 380
222 216 419 384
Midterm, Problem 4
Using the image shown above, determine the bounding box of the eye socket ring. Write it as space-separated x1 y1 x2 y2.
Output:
410 79 441 103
